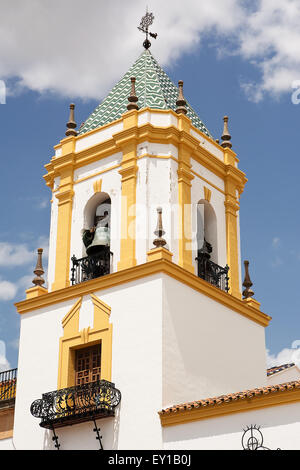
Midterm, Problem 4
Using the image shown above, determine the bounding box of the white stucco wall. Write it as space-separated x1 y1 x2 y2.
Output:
190 165 227 271
267 366 300 385
13 275 164 450
163 401 300 450
0 437 14 450
48 111 237 292
162 275 267 408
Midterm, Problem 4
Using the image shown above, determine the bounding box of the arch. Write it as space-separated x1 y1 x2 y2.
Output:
197 200 218 263
83 192 111 230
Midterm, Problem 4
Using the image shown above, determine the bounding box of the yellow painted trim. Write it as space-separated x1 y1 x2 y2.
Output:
224 160 242 299
159 387 300 427
204 186 212 203
117 110 138 271
44 114 246 195
137 154 226 195
16 258 271 327
57 294 112 389
177 115 195 274
26 286 48 299
93 178 102 193
191 169 225 195
43 109 247 296
147 247 173 263
74 163 120 185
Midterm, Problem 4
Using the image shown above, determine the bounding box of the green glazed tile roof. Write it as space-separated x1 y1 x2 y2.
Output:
79 49 212 138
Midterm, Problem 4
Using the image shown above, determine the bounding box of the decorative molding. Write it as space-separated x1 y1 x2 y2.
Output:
204 186 212 202
159 386 300 427
16 258 271 328
93 178 102 193
58 294 112 389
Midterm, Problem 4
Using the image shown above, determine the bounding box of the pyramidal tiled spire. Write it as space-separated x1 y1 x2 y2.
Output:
79 50 212 138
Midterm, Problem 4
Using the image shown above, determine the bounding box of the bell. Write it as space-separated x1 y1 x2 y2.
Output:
86 226 110 256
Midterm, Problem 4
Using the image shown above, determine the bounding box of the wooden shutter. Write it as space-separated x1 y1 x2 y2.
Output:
75 344 101 386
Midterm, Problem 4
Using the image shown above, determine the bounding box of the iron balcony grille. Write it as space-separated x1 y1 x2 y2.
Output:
196 253 229 293
0 368 17 406
71 248 112 285
30 379 121 429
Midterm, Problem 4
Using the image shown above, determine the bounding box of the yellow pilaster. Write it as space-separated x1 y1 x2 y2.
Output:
52 136 75 291
117 111 138 270
177 115 195 274
224 148 243 299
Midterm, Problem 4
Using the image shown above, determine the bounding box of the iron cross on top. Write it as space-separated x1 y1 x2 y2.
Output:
138 11 158 49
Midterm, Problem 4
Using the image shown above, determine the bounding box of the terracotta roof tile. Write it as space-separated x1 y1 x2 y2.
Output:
267 363 295 376
159 379 300 415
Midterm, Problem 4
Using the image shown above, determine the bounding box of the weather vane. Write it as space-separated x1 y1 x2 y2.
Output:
138 9 157 49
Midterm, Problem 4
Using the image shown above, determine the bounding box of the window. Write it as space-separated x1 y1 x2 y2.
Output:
75 344 102 386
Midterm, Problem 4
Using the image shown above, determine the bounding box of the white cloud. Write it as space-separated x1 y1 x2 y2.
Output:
0 1 298 102
0 340 11 372
0 237 48 268
238 0 300 101
272 237 280 248
0 0 245 100
0 237 49 299
0 280 18 301
0 242 35 267
267 343 300 368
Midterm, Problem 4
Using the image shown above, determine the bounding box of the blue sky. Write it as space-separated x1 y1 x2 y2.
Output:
0 0 300 370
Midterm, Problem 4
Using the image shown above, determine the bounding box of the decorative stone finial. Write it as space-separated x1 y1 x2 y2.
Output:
221 115 232 149
153 207 167 248
32 248 45 287
242 260 254 299
176 80 187 115
127 77 139 111
65 103 77 137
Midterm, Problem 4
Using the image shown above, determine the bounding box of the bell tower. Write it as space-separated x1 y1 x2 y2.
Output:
14 14 272 450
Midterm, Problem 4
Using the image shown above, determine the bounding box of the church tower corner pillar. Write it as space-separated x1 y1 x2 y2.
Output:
117 111 138 271
224 149 245 299
177 119 195 274
51 136 75 291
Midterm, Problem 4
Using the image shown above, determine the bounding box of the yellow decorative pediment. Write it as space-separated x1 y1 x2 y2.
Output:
58 293 112 389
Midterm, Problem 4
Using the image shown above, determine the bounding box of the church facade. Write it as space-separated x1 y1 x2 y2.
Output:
1 45 300 450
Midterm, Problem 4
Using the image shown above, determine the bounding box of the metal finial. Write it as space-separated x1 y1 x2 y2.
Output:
153 207 167 248
221 115 232 149
65 103 77 137
242 260 254 299
176 80 187 115
32 248 45 287
127 77 139 111
138 9 157 49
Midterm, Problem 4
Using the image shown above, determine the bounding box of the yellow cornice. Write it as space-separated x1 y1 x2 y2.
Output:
15 258 271 327
44 116 246 196
159 386 300 427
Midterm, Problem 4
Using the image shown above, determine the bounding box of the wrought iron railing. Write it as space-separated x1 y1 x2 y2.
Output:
71 248 112 285
0 368 17 405
30 379 121 429
196 254 229 292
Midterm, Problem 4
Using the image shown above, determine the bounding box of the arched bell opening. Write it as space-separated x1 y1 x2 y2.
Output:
196 200 229 292
82 193 111 255
71 192 112 285
197 200 218 264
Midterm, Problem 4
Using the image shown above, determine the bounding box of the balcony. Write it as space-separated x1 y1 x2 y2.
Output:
196 242 229 292
71 247 112 285
30 379 121 429
0 368 17 408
